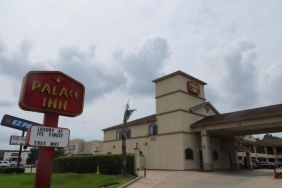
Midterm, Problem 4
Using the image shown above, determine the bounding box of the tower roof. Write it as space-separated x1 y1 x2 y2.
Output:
152 70 206 85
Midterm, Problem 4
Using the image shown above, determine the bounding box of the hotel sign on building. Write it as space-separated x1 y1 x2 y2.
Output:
187 80 200 95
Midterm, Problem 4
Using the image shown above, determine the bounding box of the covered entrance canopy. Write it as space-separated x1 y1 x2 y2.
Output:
191 104 282 170
192 104 282 137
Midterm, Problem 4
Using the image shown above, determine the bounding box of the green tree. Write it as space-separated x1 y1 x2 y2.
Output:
54 148 66 158
263 133 281 140
27 148 38 165
27 147 65 165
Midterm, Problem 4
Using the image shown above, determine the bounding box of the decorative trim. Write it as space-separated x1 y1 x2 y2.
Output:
103 131 197 142
152 70 206 85
156 108 206 117
156 109 190 116
188 111 207 117
192 113 282 128
155 90 206 100
158 131 197 136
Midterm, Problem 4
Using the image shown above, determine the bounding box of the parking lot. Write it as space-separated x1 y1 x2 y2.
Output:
129 169 282 188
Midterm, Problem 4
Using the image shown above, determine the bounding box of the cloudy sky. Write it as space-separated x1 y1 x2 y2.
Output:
1 0 282 149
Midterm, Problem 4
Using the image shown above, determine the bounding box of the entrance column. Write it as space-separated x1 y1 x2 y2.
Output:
201 129 213 171
227 139 238 169
264 146 269 162
253 145 257 160
273 147 278 164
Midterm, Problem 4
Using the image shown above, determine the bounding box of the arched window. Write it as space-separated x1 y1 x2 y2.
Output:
116 129 122 140
148 123 158 136
185 148 194 160
212 150 219 161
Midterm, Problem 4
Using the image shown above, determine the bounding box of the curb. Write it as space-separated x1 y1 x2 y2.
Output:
118 176 142 188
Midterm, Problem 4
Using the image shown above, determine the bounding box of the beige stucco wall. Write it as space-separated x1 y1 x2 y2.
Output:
103 133 188 170
68 139 85 155
155 74 205 99
156 92 205 114
157 111 204 133
104 129 117 141
67 139 103 155
183 133 201 170
81 140 103 155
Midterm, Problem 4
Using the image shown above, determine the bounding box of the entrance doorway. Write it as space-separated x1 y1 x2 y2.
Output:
228 153 232 169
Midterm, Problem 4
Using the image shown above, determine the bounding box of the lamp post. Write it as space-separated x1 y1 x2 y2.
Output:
121 102 136 176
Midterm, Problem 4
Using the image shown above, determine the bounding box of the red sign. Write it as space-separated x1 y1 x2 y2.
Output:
19 71 85 117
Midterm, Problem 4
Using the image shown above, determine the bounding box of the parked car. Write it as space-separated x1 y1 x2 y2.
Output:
259 161 276 169
10 161 24 167
0 161 10 167
251 160 261 169
276 162 282 168
238 160 246 169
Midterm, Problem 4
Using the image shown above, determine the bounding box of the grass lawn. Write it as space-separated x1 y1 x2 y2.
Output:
0 173 134 188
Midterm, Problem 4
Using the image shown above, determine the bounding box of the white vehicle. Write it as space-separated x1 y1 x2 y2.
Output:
10 161 24 167
0 161 10 167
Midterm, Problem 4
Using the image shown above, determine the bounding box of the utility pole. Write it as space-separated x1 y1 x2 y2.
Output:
121 102 136 176
17 130 25 169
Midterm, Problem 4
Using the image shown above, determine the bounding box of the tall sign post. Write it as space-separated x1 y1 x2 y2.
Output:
16 130 25 168
19 71 84 188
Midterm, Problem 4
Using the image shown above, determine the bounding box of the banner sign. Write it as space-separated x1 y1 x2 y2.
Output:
19 71 85 117
1 114 41 131
26 125 70 148
9 135 26 145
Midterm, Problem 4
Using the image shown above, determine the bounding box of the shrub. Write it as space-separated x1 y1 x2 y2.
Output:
0 167 25 173
53 154 134 175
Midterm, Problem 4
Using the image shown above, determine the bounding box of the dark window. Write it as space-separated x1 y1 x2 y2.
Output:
212 150 219 161
267 146 274 154
126 129 131 139
149 123 158 136
116 128 131 140
116 130 123 140
185 148 194 160
277 147 282 155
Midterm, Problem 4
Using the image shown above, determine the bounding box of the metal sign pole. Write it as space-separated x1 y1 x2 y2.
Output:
34 113 59 188
16 130 25 169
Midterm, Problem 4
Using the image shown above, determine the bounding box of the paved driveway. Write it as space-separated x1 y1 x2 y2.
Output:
128 169 282 188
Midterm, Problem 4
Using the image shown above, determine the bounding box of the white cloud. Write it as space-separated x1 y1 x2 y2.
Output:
222 40 258 109
260 64 282 105
115 37 170 96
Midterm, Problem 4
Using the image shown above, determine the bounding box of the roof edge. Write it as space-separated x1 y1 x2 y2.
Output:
152 70 207 85
191 103 282 128
189 101 220 115
102 114 157 131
